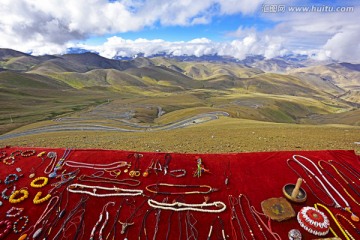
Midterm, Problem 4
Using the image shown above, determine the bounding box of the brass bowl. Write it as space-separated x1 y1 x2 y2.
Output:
283 184 307 203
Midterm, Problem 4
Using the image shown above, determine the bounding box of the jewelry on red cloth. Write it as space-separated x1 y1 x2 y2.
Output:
289 155 360 221
145 183 218 195
13 216 29 234
33 192 52 204
90 201 115 240
30 177 49 188
169 169 186 178
297 206 330 236
207 216 226 240
78 173 141 186
0 220 12 239
21 150 36 157
4 173 20 185
6 207 24 217
10 150 22 157
9 189 29 204
147 199 226 213
193 157 210 177
65 160 129 170
2 186 16 200
2 156 15 165
67 183 143 197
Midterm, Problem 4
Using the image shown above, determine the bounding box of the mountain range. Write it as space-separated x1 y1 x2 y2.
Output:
0 48 359 134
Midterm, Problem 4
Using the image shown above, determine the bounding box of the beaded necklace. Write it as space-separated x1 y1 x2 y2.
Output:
90 201 115 240
291 155 359 221
49 149 72 178
52 196 88 240
335 214 358 240
327 160 360 197
0 220 12 239
207 216 226 240
138 208 156 240
336 213 360 236
13 215 29 234
67 183 143 197
165 209 176 240
28 151 46 178
119 197 149 236
18 196 59 240
228 195 246 240
287 158 335 207
147 199 226 213
154 197 168 240
314 203 349 240
319 160 360 206
21 150 36 157
44 151 57 174
78 172 141 186
185 210 198 240
250 206 282 240
6 207 24 217
106 198 133 240
330 160 360 180
65 160 130 170
146 183 218 195
239 194 267 240
169 169 187 178
1 186 16 200
41 188 69 238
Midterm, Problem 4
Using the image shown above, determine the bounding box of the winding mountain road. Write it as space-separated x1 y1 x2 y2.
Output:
0 111 229 140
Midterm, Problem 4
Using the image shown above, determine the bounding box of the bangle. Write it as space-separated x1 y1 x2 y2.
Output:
13 216 29 234
33 192 51 204
21 150 36 157
0 220 12 239
6 207 24 217
30 177 48 188
3 156 15 165
169 169 187 178
9 189 29 204
10 150 22 157
2 186 16 200
4 173 19 185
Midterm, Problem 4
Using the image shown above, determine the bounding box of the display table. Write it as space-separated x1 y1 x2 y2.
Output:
0 146 359 239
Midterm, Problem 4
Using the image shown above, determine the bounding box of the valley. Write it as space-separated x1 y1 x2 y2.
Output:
0 48 359 153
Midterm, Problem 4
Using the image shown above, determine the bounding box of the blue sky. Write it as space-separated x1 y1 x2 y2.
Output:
0 0 359 62
83 14 275 44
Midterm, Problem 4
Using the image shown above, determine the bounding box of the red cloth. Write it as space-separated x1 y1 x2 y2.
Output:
0 146 359 239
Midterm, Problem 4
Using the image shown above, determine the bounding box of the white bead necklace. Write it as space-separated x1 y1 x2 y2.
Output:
292 155 359 221
64 160 130 170
67 183 143 197
147 199 226 213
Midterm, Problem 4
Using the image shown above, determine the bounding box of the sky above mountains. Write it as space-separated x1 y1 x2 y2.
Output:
0 0 359 63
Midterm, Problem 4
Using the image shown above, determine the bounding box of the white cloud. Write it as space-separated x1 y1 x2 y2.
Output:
77 34 286 60
0 0 266 54
0 0 359 63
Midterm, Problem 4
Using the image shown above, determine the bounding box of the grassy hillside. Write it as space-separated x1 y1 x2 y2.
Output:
1 50 359 138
